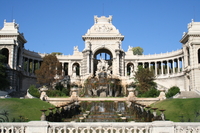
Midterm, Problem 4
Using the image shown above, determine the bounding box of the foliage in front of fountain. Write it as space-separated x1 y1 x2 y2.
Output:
81 72 124 97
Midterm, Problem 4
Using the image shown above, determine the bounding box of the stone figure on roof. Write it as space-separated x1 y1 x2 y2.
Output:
74 46 79 51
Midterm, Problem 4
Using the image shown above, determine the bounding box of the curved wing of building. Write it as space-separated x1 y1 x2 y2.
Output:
1 17 200 93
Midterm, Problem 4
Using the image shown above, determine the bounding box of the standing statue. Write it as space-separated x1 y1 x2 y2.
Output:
130 65 134 77
72 65 76 77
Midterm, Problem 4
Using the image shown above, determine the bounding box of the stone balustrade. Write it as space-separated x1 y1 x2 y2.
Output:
1 121 200 133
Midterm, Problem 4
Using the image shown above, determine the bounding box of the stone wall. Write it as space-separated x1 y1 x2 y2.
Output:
22 76 38 91
155 75 185 91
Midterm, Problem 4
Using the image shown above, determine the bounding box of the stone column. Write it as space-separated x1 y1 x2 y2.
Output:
121 53 125 76
27 59 30 73
149 62 151 70
13 45 18 69
22 57 25 71
8 46 14 69
134 62 137 72
167 60 170 75
86 51 90 74
32 59 35 73
38 61 41 69
116 51 120 76
69 61 72 76
161 61 163 75
172 59 175 74
155 62 157 76
182 57 184 71
178 58 180 73
91 57 94 76
62 62 64 76
125 63 127 76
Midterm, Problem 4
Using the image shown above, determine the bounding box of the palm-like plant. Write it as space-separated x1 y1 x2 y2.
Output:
0 110 9 122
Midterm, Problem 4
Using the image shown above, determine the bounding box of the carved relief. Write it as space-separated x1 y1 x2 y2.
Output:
94 25 113 32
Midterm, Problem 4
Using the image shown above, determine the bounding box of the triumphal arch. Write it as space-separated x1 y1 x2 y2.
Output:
1 16 200 94
81 16 124 77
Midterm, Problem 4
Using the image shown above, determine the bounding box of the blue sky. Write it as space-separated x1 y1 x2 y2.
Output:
0 0 200 55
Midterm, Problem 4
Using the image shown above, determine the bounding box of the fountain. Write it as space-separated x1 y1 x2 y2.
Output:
43 57 166 122
83 74 123 98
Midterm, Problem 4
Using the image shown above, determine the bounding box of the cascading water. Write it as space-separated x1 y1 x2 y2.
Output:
117 102 125 112
62 101 154 122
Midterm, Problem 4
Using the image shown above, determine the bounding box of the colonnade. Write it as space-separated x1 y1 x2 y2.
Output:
23 57 42 74
126 56 184 77
138 57 184 76
22 55 184 78
59 62 80 77
22 57 81 78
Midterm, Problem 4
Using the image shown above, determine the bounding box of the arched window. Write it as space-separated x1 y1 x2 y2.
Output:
94 48 113 75
198 49 200 64
0 48 9 64
127 63 134 76
72 63 80 76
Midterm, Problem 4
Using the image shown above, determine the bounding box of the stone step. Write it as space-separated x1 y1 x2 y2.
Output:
177 91 200 98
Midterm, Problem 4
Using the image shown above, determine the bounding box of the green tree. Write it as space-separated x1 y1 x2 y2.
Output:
132 47 143 55
51 52 63 55
35 54 62 88
134 66 156 95
0 54 9 90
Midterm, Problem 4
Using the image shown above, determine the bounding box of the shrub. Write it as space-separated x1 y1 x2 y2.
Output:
61 88 70 96
166 86 180 98
55 83 64 91
137 88 160 97
44 83 70 97
46 90 66 97
28 85 40 98
55 83 70 96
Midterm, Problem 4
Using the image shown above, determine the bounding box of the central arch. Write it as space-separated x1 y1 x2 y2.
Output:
93 48 113 76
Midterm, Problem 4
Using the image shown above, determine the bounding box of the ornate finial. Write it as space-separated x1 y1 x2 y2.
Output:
94 15 98 23
4 19 6 23
13 19 15 23
108 15 112 23
94 15 112 24
191 19 194 22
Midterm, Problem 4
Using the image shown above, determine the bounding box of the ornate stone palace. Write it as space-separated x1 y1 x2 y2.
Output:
0 16 200 93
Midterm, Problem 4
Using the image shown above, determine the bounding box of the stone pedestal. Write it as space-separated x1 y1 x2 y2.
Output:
151 121 174 133
26 121 49 133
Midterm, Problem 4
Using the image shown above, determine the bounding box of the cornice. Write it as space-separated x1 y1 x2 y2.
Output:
82 36 124 41
0 35 18 38
18 34 27 43
180 33 200 44
0 33 27 43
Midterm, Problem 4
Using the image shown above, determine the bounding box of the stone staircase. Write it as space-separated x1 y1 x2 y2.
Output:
176 91 200 99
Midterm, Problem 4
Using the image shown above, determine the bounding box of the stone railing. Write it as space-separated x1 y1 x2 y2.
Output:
1 121 200 133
